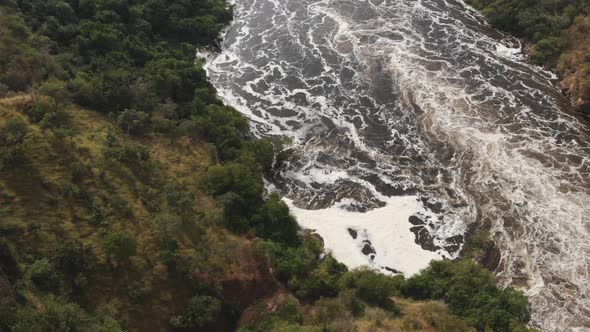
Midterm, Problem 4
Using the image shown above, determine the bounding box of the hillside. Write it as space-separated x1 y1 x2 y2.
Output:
0 93 269 331
0 1 534 331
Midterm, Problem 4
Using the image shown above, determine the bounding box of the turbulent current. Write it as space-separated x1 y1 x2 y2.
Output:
204 0 590 330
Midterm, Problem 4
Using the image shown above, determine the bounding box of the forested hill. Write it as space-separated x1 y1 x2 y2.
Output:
0 0 532 331
466 0 590 115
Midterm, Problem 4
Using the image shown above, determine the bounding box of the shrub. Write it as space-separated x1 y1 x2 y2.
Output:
338 267 403 311
170 295 221 328
204 163 264 208
2 118 28 145
10 296 123 332
264 235 346 300
403 259 531 332
27 259 59 292
117 109 150 135
55 240 93 286
39 106 71 131
252 193 299 245
36 79 70 104
103 231 137 264
0 118 29 168
163 182 194 216
27 99 60 123
307 297 350 331
151 212 182 240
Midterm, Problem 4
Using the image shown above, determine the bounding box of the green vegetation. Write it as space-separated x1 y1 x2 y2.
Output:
0 0 535 331
170 295 222 328
5 296 123 332
404 260 531 331
241 259 535 332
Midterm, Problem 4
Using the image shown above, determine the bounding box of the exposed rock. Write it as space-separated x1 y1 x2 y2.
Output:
383 266 403 275
347 228 358 239
360 174 416 196
410 225 441 252
478 240 501 272
408 215 425 225
444 234 464 255
420 197 444 214
361 241 376 256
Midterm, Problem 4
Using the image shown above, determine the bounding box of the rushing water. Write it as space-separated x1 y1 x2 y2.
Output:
204 0 590 330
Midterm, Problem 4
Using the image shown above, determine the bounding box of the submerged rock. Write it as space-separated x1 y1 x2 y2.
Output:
479 240 501 272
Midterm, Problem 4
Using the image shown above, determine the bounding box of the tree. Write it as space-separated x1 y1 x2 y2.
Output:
103 231 137 264
252 193 299 245
27 259 59 292
36 79 70 104
403 259 531 332
0 118 29 168
163 182 194 216
10 296 123 332
117 109 150 135
239 138 278 174
56 240 93 288
170 295 221 328
2 118 28 145
338 267 403 310
193 105 250 160
203 163 264 208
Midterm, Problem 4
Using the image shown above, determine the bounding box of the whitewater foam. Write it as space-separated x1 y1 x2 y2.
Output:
285 196 441 276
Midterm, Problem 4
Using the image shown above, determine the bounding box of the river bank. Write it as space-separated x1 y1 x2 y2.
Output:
464 0 590 118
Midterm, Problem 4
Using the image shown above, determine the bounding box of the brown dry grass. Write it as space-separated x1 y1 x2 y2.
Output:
0 93 259 331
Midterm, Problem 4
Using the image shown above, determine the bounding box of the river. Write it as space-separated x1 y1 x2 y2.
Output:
204 0 590 330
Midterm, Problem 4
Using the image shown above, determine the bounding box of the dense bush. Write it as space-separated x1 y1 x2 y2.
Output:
466 0 584 62
103 231 137 264
170 295 221 328
404 259 531 332
55 240 93 288
0 117 29 168
204 162 264 232
1 117 28 145
27 258 59 292
252 193 299 245
263 235 347 299
338 267 404 311
7 296 123 332
117 109 150 135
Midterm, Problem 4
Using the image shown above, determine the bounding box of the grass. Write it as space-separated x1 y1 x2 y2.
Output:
354 297 474 332
0 93 254 331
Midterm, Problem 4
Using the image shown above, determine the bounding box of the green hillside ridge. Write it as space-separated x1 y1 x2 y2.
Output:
0 1 533 331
